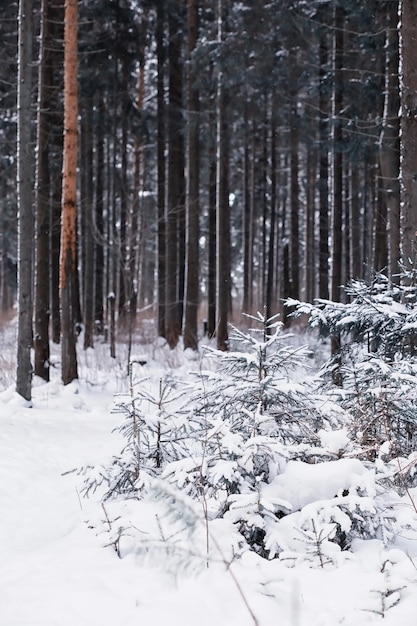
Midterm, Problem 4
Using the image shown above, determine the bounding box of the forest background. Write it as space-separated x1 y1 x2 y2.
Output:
1 0 417 400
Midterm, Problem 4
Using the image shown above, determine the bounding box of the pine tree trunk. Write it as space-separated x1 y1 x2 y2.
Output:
183 0 200 350
60 0 78 385
330 4 344 381
128 16 148 356
118 90 129 324
242 103 251 313
16 0 34 401
207 145 216 338
266 100 277 323
349 165 362 280
379 3 400 280
166 0 185 348
94 97 105 332
306 148 316 302
260 101 268 307
331 4 344 305
215 0 230 351
363 160 374 283
156 1 166 339
290 102 300 301
81 110 94 350
400 0 417 271
50 0 64 345
343 161 350 294
318 12 330 300
34 0 52 382
374 165 388 272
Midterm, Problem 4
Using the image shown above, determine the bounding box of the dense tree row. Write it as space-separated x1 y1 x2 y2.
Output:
2 0 416 398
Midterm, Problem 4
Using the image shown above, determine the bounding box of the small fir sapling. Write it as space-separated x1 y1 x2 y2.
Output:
81 366 196 500
163 312 344 555
195 312 325 443
288 272 417 459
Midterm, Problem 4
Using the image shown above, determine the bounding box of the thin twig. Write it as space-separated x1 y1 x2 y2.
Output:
210 534 261 626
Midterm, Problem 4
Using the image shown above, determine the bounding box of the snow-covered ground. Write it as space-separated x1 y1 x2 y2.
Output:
1 323 417 626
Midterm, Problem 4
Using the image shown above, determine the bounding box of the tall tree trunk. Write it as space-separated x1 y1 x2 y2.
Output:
400 0 417 271
166 0 185 348
290 102 300 301
374 164 388 272
379 3 400 280
51 141 63 343
156 0 166 338
81 109 94 350
306 148 316 302
118 84 129 324
34 0 52 382
50 0 65 345
260 99 268 307
0 177 11 312
242 102 251 313
331 4 344 305
350 164 362 279
60 0 79 384
184 0 200 350
94 97 105 333
107 81 118 356
215 0 230 351
16 0 34 401
330 3 344 376
247 121 256 311
266 98 277 323
128 15 148 361
207 141 216 338
318 7 330 300
363 159 374 283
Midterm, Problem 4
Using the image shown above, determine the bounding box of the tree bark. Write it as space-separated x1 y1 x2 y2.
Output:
94 96 105 333
349 164 362 279
330 3 344 379
290 102 300 301
46 0 65 345
215 0 230 351
207 140 216 338
183 0 200 350
374 164 388 272
81 109 94 350
306 148 316 302
331 4 344 304
60 0 79 384
266 99 277 323
166 0 185 348
16 0 34 401
400 0 417 271
318 9 330 300
379 3 400 280
156 1 166 339
242 102 251 313
34 0 52 382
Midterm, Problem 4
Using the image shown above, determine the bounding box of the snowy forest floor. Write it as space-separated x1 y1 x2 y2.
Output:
1 318 417 626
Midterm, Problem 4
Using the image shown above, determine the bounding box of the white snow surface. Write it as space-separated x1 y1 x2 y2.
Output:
1 336 417 625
